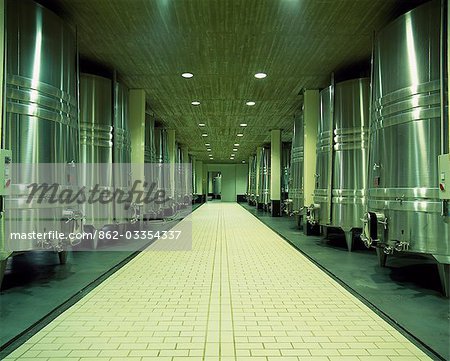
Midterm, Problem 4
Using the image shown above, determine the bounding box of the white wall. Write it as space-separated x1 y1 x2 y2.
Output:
206 164 248 202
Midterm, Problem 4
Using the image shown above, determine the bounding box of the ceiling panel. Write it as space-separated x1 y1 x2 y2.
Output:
40 0 428 163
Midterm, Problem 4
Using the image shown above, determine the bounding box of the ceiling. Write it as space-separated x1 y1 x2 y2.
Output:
40 0 427 163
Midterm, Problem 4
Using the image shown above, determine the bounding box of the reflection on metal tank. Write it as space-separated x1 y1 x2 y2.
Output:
144 114 157 216
190 154 196 197
154 128 170 210
113 81 131 226
3 0 78 254
257 147 271 208
247 154 257 204
144 114 156 164
79 74 114 231
288 111 304 222
175 143 184 205
310 86 333 226
281 142 291 199
330 78 370 250
363 0 449 293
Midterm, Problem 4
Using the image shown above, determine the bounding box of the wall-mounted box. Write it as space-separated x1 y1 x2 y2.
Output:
438 154 450 200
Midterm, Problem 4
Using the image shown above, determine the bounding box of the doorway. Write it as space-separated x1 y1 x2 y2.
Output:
207 171 222 201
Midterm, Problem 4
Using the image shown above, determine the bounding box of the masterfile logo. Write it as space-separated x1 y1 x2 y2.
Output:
2 163 193 253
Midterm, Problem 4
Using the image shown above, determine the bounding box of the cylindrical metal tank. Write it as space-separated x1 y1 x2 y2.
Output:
113 81 131 226
288 111 304 223
3 0 78 255
247 154 257 205
257 147 271 208
281 142 291 200
309 86 333 225
331 78 370 250
175 143 184 206
362 0 449 293
190 154 196 197
144 114 156 164
154 127 171 214
79 73 114 233
143 114 159 218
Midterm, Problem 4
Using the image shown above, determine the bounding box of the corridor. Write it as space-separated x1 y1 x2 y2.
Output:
4 203 430 361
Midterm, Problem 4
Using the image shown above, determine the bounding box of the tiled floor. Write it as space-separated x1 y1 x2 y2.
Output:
4 203 431 361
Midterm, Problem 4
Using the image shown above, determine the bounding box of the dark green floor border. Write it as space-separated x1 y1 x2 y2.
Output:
239 202 444 361
0 203 203 360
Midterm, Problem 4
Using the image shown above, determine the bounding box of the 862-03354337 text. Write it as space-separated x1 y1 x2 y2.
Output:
9 230 183 242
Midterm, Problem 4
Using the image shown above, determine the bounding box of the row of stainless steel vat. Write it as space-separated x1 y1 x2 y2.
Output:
0 0 194 289
245 0 448 295
285 0 449 295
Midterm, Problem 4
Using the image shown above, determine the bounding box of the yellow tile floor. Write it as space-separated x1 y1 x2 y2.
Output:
4 203 431 361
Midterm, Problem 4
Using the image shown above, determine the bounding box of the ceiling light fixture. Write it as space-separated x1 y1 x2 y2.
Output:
234 143 239 146
182 72 194 78
233 148 238 152
202 133 208 137
246 101 255 106
198 123 206 127
237 133 244 137
205 143 210 146
242 160 246 163
240 123 247 127
192 101 201 106
254 72 267 79
207 148 212 152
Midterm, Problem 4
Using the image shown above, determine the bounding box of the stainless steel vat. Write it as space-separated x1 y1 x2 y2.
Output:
145 114 156 164
257 147 271 208
247 154 257 205
309 86 333 226
2 0 78 260
281 142 291 200
175 143 184 206
288 111 304 224
190 154 196 197
79 73 114 234
154 127 171 214
331 78 370 250
113 81 131 226
362 0 449 294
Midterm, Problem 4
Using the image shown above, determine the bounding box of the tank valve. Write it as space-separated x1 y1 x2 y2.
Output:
130 203 142 224
394 241 409 252
306 204 319 225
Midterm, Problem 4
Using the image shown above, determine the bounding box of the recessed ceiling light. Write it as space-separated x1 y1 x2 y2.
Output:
210 158 214 160
207 148 212 152
205 143 210 146
230 157 234 160
254 72 267 79
242 160 246 163
234 143 239 146
198 123 206 127
192 101 201 106
202 133 208 137
240 123 247 127
233 148 238 151
246 101 255 106
237 133 244 137
182 72 194 78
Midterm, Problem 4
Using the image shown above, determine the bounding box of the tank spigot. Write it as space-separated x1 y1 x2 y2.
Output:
383 246 394 255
